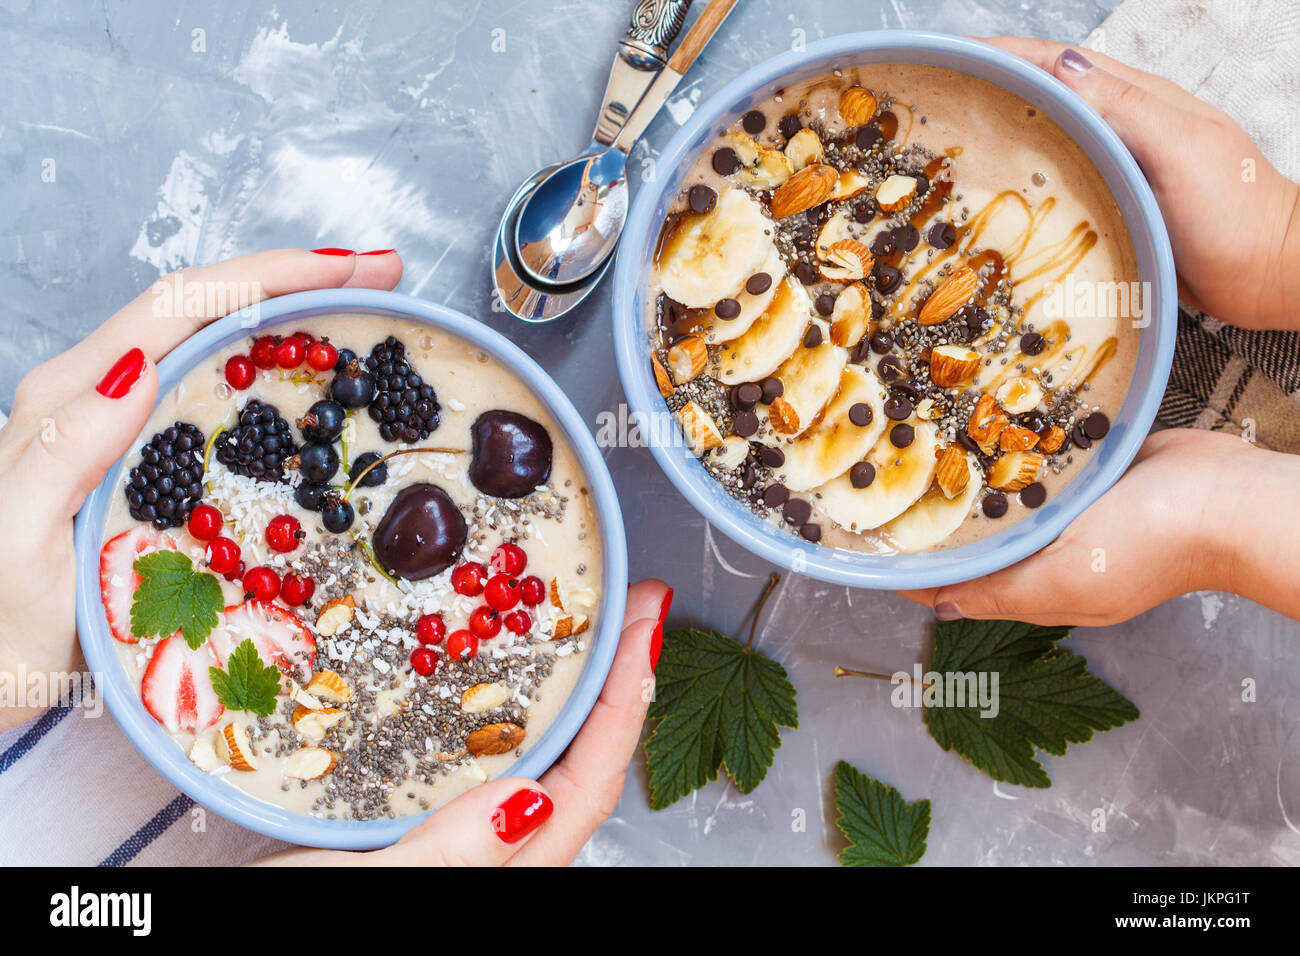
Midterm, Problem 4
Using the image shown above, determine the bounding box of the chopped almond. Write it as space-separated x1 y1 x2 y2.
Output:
989 451 1044 492
667 336 708 385
305 670 353 704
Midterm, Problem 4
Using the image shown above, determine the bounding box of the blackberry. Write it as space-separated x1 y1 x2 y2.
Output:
214 399 298 483
365 335 440 444
125 422 206 530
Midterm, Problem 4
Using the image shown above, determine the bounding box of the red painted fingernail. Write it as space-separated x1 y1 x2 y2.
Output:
493 788 553 844
311 247 355 256
649 587 673 671
358 248 395 256
96 348 146 399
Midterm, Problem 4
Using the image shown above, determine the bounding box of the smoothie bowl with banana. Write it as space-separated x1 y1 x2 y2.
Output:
76 292 626 848
615 33 1174 587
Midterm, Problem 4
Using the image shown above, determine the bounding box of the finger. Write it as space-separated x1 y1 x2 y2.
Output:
897 587 939 607
343 249 403 289
378 777 555 866
507 579 671 865
926 540 1096 627
5 347 159 521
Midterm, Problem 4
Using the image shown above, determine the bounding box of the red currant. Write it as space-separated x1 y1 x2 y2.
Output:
503 610 532 635
446 629 479 662
410 646 439 677
306 339 339 372
265 514 303 553
187 503 223 541
223 560 246 583
274 336 305 369
450 562 489 597
280 572 315 607
242 565 281 602
416 613 446 645
224 355 256 390
290 330 315 347
250 335 278 368
490 542 527 575
484 573 521 612
519 575 546 607
205 536 241 575
469 605 502 640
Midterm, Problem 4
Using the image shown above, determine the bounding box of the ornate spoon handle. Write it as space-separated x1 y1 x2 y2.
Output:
591 0 693 145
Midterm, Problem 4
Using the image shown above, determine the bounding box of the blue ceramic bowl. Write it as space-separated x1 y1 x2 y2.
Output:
612 30 1176 589
73 289 628 849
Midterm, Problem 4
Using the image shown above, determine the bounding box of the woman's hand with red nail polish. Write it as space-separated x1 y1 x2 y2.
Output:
257 579 671 867
0 249 405 734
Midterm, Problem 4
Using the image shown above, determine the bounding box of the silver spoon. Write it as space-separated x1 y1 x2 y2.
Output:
513 0 740 289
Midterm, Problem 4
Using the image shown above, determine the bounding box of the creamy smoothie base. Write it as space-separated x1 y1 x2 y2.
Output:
100 314 602 820
647 63 1140 554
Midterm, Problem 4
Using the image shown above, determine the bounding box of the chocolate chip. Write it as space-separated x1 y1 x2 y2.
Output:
851 338 872 363
884 395 912 421
854 202 876 224
759 377 784 403
733 382 762 410
762 484 789 508
745 272 773 295
1019 482 1046 508
733 410 759 438
849 402 873 427
892 381 923 404
1071 422 1093 449
849 461 876 488
782 497 811 526
927 222 957 249
742 110 766 134
982 492 1009 518
741 463 757 489
889 423 915 447
870 231 896 256
778 114 802 138
870 297 885 320
805 205 824 223
869 332 894 354
893 225 919 252
814 292 837 317
799 522 822 542
803 325 824 348
1018 411 1047 433
712 147 741 176
759 445 785 468
688 184 717 214
795 261 818 285
715 298 741 319
958 432 981 455
873 263 902 294
1020 332 1045 355
855 124 881 150
878 355 904 382
1083 412 1111 440
913 173 929 197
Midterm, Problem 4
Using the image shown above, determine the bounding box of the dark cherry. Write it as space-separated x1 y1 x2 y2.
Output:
469 410 553 499
373 483 468 581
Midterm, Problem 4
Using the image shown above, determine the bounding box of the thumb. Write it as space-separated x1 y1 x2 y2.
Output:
929 543 1081 628
11 347 160 519
379 777 555 866
1051 48 1172 172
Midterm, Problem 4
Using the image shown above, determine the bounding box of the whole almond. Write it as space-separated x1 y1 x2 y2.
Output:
918 266 980 325
933 445 970 499
929 343 980 387
466 722 526 756
838 86 878 126
769 163 838 218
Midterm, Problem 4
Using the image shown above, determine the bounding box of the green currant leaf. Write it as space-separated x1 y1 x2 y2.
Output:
129 550 223 650
834 761 930 867
209 638 282 718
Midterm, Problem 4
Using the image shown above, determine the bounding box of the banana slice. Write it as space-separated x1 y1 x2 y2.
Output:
880 451 982 551
659 188 773 309
766 343 849 438
776 365 888 491
702 245 786 344
715 278 815 384
815 419 940 532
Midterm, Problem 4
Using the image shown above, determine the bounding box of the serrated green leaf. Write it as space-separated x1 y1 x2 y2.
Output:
834 761 930 866
209 638 282 718
129 550 223 649
923 618 1140 788
645 628 797 809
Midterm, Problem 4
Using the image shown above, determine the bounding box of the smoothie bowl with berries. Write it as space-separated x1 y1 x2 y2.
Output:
613 32 1175 588
74 291 626 848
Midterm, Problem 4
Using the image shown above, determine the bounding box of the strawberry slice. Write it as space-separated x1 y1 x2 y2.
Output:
99 526 178 643
141 635 224 732
210 601 315 691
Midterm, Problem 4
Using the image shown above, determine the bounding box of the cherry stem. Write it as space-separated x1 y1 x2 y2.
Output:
744 572 781 651
833 666 932 688
342 446 466 499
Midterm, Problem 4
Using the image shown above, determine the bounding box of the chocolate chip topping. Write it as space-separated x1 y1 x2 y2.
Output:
688 184 717 214
778 113 802 138
803 325 824 348
759 445 785 468
870 231 896 256
1083 412 1111 440
745 272 773 295
889 423 915 447
848 402 873 427
815 292 837 317
1020 332 1046 355
799 523 822 542
782 497 811 526
883 395 912 421
714 298 741 319
762 484 790 508
759 377 784 403
869 331 894 354
795 261 818 285
1019 482 1047 508
733 410 759 438
982 492 1009 518
712 147 741 176
854 202 877 224
849 461 876 488
734 382 763 409
878 355 904 382
742 110 766 134
928 222 957 249
873 262 902 294
892 381 923 404
855 124 881 150
1071 422 1093 450
893 225 919 252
